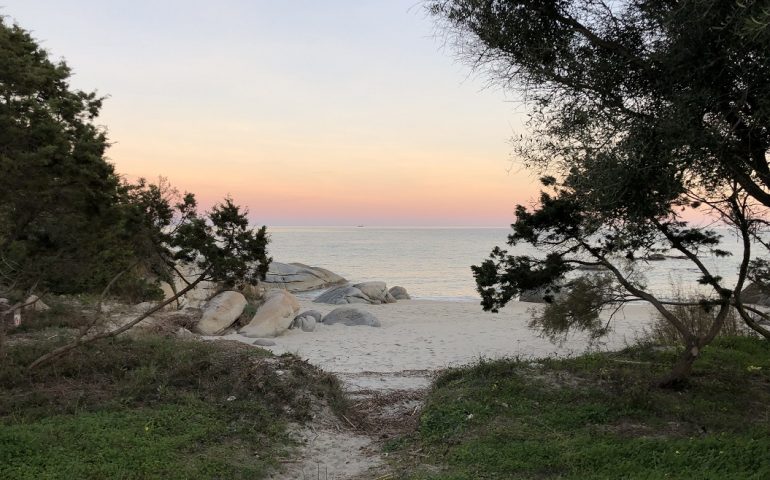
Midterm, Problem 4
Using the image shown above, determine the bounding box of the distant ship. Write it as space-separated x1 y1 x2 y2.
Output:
356 225 365 227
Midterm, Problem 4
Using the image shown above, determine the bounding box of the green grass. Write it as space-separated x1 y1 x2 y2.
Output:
399 337 770 479
1 403 275 479
1 329 347 479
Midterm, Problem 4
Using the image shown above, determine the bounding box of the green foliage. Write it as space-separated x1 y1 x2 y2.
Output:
430 1 770 379
0 18 126 294
115 180 272 303
109 274 165 304
406 337 770 479
430 0 770 208
171 197 271 289
0 20 271 301
0 334 348 478
532 274 615 344
473 249 573 312
0 404 274 480
747 258 770 288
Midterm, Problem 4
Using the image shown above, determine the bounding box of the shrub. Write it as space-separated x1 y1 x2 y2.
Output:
642 302 755 347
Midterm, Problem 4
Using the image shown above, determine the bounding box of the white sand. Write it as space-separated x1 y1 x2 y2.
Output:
215 299 656 384
274 420 382 480
230 299 658 479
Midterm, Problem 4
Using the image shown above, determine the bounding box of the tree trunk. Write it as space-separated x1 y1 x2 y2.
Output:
655 343 700 388
736 308 770 340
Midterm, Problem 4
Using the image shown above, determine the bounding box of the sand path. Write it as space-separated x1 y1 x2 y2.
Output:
207 299 658 479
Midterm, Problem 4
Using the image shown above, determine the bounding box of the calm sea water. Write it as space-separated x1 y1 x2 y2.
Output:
266 226 748 302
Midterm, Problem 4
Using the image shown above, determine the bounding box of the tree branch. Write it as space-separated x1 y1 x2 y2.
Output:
28 265 212 370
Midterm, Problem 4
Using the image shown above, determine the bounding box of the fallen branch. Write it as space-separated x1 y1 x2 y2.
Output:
341 414 357 429
28 266 211 371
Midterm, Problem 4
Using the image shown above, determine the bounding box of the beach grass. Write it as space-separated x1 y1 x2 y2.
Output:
395 336 770 479
0 326 347 479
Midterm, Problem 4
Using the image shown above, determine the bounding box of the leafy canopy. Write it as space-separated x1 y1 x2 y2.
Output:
430 0 770 383
0 18 126 294
0 19 271 301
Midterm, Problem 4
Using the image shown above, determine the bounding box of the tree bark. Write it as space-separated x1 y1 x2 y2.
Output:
735 306 770 340
655 342 700 388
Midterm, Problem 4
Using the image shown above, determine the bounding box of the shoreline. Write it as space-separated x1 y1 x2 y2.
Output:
209 298 658 389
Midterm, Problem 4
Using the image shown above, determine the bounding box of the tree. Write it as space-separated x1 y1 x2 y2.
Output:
0 19 273 366
0 18 132 295
429 0 770 385
28 190 271 369
429 1 770 207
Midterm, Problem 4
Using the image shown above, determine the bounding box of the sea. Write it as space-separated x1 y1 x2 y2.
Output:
267 226 752 302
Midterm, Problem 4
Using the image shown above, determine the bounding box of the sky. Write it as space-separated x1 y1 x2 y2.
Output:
4 1 537 226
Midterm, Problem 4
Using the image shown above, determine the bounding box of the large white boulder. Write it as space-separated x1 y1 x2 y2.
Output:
263 262 346 292
195 291 247 335
322 307 380 327
239 290 300 338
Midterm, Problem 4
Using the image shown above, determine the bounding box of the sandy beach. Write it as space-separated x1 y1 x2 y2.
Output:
212 299 658 386
207 297 660 479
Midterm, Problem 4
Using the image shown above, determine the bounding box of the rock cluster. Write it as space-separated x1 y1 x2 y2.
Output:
156 261 345 309
0 295 50 327
186 267 406 341
0 295 51 328
314 281 401 305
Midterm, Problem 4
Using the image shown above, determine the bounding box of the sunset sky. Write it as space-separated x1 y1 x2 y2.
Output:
6 1 538 226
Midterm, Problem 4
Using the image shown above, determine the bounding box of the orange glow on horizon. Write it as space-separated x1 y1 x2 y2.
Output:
109 120 537 226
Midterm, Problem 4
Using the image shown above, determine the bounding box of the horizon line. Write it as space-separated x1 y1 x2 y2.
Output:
260 225 512 229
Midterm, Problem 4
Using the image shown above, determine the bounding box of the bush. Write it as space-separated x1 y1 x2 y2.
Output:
642 301 755 347
110 273 165 304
